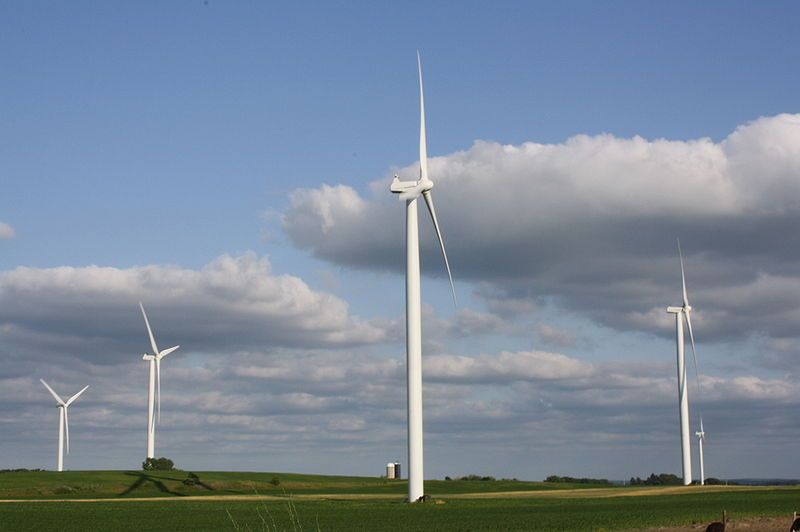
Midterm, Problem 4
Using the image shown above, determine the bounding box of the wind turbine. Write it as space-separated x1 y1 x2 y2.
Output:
696 419 706 485
390 52 456 503
139 302 180 459
40 379 89 472
666 240 699 486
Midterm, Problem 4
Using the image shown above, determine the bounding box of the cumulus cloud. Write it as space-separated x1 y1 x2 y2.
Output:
425 350 595 383
3 321 799 477
0 222 14 240
535 324 578 347
0 253 385 361
282 114 800 343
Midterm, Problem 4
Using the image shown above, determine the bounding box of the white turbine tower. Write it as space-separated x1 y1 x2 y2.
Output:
696 418 706 485
390 52 456 503
40 379 89 472
666 240 699 486
139 302 180 459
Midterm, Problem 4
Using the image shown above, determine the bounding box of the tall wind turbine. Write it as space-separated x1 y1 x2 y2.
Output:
390 53 456 503
666 240 698 486
696 419 706 485
139 302 180 459
40 379 89 472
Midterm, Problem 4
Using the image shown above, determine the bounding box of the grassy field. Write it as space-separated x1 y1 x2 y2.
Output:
1 471 798 531
0 470 590 500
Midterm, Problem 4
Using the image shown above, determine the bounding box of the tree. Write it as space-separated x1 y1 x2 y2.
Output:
142 457 175 471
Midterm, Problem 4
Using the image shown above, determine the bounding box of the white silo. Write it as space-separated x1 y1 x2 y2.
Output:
386 462 396 480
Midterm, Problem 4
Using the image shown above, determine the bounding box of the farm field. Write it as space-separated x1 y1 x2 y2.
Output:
0 471 798 531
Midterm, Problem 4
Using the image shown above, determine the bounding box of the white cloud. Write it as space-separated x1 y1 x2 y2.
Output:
425 350 595 383
282 113 800 343
535 324 577 347
0 253 386 357
0 222 14 240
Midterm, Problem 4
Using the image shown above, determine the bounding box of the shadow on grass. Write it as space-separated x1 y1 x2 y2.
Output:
119 471 186 497
185 472 215 491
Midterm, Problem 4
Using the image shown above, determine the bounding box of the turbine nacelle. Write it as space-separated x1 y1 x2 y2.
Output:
391 176 434 200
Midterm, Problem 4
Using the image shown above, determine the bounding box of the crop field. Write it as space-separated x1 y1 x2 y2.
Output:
0 471 798 531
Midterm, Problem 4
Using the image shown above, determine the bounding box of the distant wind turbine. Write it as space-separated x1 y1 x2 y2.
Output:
666 240 699 486
139 302 180 459
40 379 89 472
390 52 456 502
696 418 706 485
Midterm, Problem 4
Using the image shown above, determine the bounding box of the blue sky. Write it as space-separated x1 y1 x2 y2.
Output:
5 1 800 271
2 2 800 480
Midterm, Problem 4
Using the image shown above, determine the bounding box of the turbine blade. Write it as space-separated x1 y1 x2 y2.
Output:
65 385 89 406
685 311 701 389
156 357 161 424
64 406 70 454
417 51 428 183
677 239 689 308
158 345 180 359
40 379 65 405
140 302 159 355
422 190 457 306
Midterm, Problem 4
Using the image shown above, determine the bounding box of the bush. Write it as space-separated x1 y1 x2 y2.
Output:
628 473 682 486
270 476 281 486
183 472 200 486
457 474 496 481
545 475 611 485
142 457 176 471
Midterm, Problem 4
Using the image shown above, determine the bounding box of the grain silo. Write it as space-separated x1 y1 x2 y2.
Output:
386 462 396 480
393 462 401 479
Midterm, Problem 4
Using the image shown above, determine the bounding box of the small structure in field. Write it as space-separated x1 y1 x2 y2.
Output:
386 461 401 480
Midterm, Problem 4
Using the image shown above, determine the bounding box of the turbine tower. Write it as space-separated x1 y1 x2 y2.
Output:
696 418 706 485
390 53 456 502
666 241 698 486
40 379 89 472
139 302 180 459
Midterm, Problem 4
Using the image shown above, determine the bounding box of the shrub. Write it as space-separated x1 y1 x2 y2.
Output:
545 475 611 485
629 473 682 486
270 476 281 486
457 474 496 481
142 457 176 471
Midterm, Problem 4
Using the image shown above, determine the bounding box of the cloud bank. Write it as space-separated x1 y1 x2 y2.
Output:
0 253 385 363
283 114 800 343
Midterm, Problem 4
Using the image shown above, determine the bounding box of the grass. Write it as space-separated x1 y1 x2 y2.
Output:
0 470 596 500
0 471 798 531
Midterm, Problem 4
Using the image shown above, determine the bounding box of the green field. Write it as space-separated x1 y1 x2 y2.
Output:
0 470 594 500
1 471 798 531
